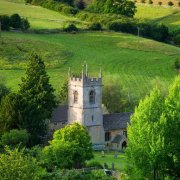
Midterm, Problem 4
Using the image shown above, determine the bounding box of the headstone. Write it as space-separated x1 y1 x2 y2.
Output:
114 152 118 158
101 150 105 157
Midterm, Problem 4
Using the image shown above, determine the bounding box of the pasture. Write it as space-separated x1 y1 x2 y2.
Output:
0 31 179 107
135 4 180 30
0 0 86 29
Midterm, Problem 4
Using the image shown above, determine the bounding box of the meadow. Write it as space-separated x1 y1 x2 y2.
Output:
135 4 180 30
0 31 179 108
0 0 86 29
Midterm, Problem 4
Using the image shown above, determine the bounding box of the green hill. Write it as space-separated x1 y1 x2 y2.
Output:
0 31 179 107
0 0 86 29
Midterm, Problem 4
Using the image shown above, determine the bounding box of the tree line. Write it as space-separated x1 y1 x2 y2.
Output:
0 13 30 31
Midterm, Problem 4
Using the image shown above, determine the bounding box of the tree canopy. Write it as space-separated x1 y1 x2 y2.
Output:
126 76 180 179
43 123 93 170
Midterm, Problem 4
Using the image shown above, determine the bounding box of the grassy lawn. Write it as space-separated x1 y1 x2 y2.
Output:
88 151 126 171
0 0 86 29
135 4 180 30
0 31 179 105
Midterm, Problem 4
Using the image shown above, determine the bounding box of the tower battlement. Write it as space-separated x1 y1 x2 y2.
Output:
68 65 102 86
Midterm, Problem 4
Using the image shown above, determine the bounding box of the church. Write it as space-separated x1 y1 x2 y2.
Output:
50 66 131 150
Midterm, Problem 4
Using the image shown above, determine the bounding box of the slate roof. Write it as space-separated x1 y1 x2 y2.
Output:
103 112 132 131
111 135 122 143
50 105 68 123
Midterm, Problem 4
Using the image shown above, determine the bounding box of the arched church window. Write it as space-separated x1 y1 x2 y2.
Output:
74 91 78 104
89 90 95 104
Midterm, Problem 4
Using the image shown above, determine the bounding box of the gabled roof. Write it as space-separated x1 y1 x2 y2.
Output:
103 112 132 131
50 105 68 123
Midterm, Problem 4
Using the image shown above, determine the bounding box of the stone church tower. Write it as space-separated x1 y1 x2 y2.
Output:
68 65 105 145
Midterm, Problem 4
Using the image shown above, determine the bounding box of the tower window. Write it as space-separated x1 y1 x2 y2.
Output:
74 91 78 104
89 90 95 104
92 115 94 121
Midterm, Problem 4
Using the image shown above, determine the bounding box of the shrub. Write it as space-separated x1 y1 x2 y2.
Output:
64 24 78 32
178 2 180 7
108 20 137 34
158 1 162 5
75 0 86 10
86 161 103 168
1 129 29 148
168 1 174 6
10 13 21 29
0 146 45 180
141 0 145 3
21 18 30 31
89 22 102 31
173 34 180 45
148 0 153 4
0 15 10 30
174 59 180 70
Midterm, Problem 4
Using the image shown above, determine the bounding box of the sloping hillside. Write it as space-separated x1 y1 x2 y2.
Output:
0 0 86 29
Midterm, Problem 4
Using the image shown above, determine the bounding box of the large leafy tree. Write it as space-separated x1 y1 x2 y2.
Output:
19 53 56 145
126 76 180 179
43 123 93 170
0 146 45 180
91 0 136 17
163 76 180 177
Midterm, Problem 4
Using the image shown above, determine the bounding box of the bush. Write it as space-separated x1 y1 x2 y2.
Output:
21 18 30 31
173 34 180 45
178 2 180 7
10 13 21 29
0 15 10 30
158 1 162 5
141 0 145 3
148 0 153 4
1 129 29 148
75 0 86 10
86 161 103 168
108 20 137 34
64 24 78 32
89 22 102 31
168 1 174 6
174 59 180 70
0 146 45 180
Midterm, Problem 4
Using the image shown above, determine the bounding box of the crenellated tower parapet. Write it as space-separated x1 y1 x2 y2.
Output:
68 65 104 145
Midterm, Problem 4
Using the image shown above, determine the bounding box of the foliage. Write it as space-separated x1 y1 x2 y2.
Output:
0 83 10 102
89 0 136 17
86 160 103 168
0 15 11 30
58 80 68 104
174 58 180 71
30 0 78 15
0 93 22 135
0 14 30 31
75 0 86 9
126 77 180 179
163 76 180 177
64 23 78 32
10 13 21 29
0 146 45 180
18 53 56 145
21 18 30 31
43 123 93 170
44 169 115 180
89 22 102 30
1 129 29 148
103 82 129 113
173 33 180 45
168 1 174 6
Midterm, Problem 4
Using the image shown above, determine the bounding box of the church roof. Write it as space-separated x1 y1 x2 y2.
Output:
111 135 122 143
50 105 68 123
103 112 132 131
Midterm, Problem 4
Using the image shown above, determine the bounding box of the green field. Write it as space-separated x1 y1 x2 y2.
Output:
0 0 86 29
0 31 179 106
135 4 180 30
88 151 126 171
